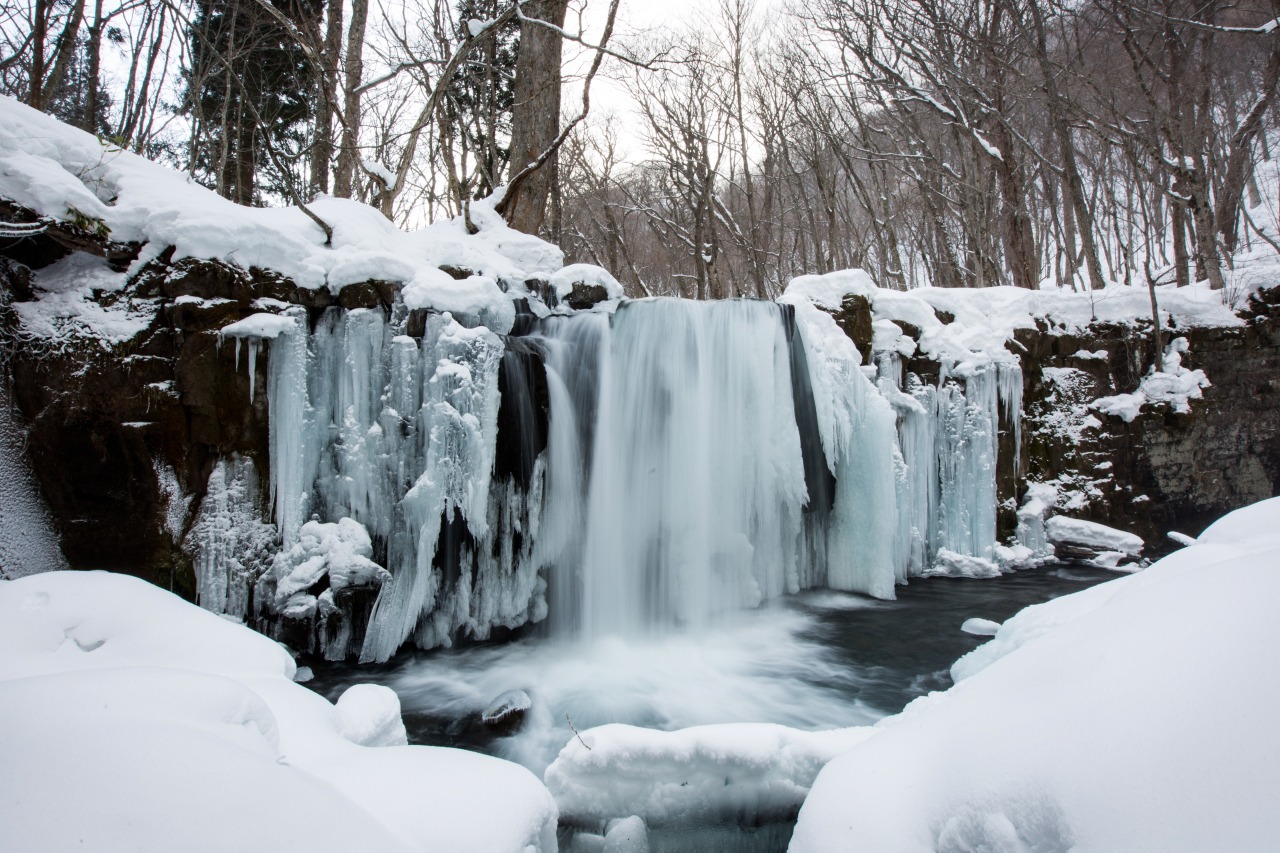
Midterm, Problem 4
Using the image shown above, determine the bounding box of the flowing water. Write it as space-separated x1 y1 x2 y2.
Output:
306 563 1115 775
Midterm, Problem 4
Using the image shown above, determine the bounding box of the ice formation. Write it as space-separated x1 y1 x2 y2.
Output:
192 285 1037 660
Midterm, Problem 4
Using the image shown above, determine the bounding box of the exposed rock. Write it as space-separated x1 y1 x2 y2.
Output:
438 264 474 280
481 689 532 734
831 293 874 365
337 280 396 311
565 282 610 310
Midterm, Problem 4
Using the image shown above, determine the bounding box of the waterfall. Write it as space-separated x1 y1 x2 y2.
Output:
201 295 1026 661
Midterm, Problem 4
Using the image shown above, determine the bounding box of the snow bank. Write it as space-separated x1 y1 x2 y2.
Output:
792 496 1280 853
545 722 874 829
0 570 558 852
0 95 559 340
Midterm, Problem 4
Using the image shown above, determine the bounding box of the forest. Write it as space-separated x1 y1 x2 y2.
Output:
4 0 1280 300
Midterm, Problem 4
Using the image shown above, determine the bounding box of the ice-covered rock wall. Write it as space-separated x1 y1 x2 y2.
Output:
191 292 1024 662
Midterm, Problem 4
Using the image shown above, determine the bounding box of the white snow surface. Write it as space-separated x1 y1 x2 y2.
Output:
791 497 1280 853
219 311 298 339
1045 515 1144 556
0 95 560 338
13 252 153 343
0 570 558 852
545 722 875 828
782 269 1241 376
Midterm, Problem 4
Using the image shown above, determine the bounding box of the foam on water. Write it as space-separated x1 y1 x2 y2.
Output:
385 605 881 773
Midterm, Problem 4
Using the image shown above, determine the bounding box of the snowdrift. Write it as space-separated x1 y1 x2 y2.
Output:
0 570 558 852
790 497 1280 852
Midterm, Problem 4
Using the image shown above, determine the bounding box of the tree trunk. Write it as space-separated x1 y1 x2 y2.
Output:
1171 200 1190 287
310 0 343 196
29 0 49 109
80 0 105 132
1216 46 1280 255
333 0 368 199
41 0 87 108
502 0 569 235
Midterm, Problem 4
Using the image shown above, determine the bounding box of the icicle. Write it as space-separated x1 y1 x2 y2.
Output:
246 338 258 400
266 308 313 548
997 362 1023 465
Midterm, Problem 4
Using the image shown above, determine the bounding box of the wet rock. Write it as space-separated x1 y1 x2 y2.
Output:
481 689 532 734
831 294 874 365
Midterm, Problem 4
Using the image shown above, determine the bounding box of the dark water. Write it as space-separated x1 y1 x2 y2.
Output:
305 564 1115 758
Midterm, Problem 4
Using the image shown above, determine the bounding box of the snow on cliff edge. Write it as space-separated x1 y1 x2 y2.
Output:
0 95 560 332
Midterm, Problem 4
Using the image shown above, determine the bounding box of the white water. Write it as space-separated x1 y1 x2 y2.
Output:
383 603 883 773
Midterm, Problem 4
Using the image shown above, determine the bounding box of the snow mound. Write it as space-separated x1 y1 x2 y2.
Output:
792 496 1280 853
544 722 873 829
0 570 558 852
961 617 1002 636
924 548 1003 579
336 683 409 747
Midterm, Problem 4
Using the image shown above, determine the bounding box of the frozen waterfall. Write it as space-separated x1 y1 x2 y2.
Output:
198 295 1025 661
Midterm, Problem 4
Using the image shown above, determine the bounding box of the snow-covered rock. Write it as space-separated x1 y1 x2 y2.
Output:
1046 515 1144 557
1094 337 1211 421
0 94 560 341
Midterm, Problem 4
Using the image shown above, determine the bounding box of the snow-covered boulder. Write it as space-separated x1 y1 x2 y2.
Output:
1045 515 1143 558
545 722 873 830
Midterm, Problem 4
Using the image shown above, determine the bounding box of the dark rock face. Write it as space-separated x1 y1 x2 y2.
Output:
830 294 874 365
1013 286 1280 550
3 256 278 595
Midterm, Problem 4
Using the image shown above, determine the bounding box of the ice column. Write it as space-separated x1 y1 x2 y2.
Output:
185 455 277 619
360 314 504 662
783 299 900 600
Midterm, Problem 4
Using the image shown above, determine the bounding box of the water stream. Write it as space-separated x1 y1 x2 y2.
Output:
306 564 1115 775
